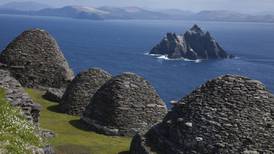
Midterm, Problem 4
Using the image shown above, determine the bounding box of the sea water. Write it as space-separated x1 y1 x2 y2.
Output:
0 15 274 107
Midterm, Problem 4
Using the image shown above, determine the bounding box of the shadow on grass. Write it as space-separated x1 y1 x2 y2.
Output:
118 151 130 154
55 144 91 154
69 119 93 132
47 104 63 114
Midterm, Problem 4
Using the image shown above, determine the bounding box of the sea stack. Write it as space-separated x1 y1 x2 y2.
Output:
150 24 233 60
130 75 274 154
0 28 74 88
82 72 167 136
59 68 112 115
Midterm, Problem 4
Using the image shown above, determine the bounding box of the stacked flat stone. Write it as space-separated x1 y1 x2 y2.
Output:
82 72 167 136
0 69 41 124
43 88 65 102
59 68 112 115
130 75 274 154
0 28 74 88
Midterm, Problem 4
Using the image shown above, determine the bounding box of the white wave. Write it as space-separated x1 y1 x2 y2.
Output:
157 55 170 60
145 52 203 63
234 56 240 60
146 53 164 57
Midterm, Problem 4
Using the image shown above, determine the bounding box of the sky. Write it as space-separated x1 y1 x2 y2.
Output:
0 0 274 13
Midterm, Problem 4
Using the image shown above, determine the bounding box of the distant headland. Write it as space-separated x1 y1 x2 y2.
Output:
0 2 274 23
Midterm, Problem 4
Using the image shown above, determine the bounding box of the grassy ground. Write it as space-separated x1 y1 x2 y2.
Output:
26 89 131 154
0 88 44 154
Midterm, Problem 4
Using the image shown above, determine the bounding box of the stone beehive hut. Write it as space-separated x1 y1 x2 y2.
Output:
0 28 74 88
82 72 167 136
59 68 112 115
130 75 274 154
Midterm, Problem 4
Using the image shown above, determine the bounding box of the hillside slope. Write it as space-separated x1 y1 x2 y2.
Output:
26 89 131 154
0 88 44 154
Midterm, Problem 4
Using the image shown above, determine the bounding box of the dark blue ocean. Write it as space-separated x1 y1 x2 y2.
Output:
0 15 274 106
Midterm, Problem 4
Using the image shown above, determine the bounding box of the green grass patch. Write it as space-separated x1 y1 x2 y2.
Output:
26 89 131 154
0 88 44 154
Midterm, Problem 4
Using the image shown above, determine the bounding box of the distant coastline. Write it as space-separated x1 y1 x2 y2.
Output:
0 4 274 23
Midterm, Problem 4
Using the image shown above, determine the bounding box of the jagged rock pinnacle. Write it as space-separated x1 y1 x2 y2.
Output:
190 24 203 33
150 24 233 60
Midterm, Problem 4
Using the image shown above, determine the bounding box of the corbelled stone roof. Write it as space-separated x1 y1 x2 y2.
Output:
59 68 112 115
82 72 167 136
0 28 74 88
130 75 274 154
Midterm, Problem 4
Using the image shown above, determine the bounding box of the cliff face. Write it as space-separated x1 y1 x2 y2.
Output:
0 28 74 89
150 25 233 60
130 75 274 154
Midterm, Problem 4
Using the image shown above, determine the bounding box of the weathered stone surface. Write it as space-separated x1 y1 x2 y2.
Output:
0 69 41 124
59 68 112 115
31 145 55 154
130 75 274 154
0 28 74 88
39 129 56 139
0 69 55 154
82 72 167 136
43 88 65 102
150 24 233 60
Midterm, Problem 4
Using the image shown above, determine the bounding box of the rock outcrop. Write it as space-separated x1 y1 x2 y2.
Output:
130 75 274 154
59 68 112 115
0 69 41 124
82 72 167 136
0 28 74 88
150 24 233 60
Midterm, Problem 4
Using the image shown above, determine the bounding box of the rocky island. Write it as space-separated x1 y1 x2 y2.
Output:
150 24 233 60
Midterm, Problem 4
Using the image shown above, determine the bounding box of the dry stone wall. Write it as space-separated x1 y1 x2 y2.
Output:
0 69 41 124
